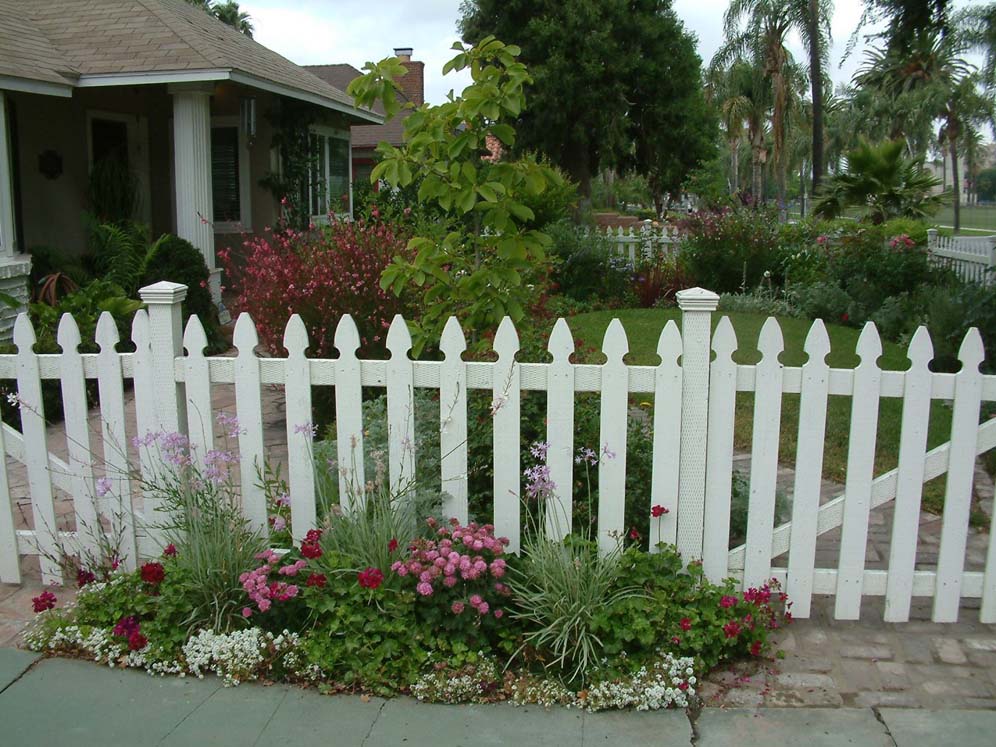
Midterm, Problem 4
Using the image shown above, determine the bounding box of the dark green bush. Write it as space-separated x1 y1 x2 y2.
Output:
546 220 632 303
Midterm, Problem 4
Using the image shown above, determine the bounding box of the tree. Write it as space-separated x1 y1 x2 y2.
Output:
720 0 832 199
459 0 703 199
954 3 996 90
626 13 717 215
184 0 253 37
814 138 946 223
348 38 560 352
977 167 996 201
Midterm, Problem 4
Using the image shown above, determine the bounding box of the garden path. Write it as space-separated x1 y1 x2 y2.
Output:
1 381 994 710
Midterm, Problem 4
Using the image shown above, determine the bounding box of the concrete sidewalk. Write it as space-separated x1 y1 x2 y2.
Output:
1 650 994 746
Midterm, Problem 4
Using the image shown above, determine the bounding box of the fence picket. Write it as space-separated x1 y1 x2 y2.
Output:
439 317 468 523
14 314 61 584
57 314 99 561
95 313 137 570
786 320 830 617
334 314 365 513
283 315 316 542
933 329 984 622
493 318 521 552
546 319 575 540
984 496 996 622
743 317 785 590
651 320 683 551
835 323 883 619
182 316 214 471
884 327 933 622
233 314 267 534
131 310 162 546
702 318 736 577
0 417 18 583
386 316 416 496
598 320 629 555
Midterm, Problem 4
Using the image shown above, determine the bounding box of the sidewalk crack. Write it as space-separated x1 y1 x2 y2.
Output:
157 681 221 744
359 699 388 747
0 653 45 696
871 706 899 747
251 688 288 746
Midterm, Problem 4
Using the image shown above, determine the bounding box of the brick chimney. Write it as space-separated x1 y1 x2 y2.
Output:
393 47 424 106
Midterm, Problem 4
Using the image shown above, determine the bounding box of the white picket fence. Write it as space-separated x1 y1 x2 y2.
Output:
927 229 996 284
1 281 995 624
598 224 678 266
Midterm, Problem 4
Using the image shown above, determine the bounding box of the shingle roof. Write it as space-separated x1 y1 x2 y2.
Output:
0 0 78 91
306 63 409 149
0 0 379 121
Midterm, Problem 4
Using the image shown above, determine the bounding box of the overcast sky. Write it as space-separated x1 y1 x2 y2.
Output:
242 0 983 105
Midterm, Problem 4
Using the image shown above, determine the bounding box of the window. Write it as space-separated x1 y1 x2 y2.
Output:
308 128 351 219
211 117 251 232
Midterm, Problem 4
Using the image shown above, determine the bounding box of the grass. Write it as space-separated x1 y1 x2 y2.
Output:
565 308 961 516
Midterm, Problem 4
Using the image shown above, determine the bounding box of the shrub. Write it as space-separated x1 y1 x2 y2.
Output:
545 219 632 303
632 251 690 308
220 217 413 358
676 206 782 293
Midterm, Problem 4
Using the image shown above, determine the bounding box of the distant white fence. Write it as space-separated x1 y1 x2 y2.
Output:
1 282 995 624
597 224 679 265
927 229 996 284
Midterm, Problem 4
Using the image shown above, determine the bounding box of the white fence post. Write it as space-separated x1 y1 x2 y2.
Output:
927 228 938 252
989 236 996 282
138 282 188 436
675 287 719 562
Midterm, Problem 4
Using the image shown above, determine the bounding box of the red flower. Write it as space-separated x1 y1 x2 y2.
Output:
305 572 327 588
301 540 323 559
678 681 689 691
651 505 669 518
113 616 140 638
76 568 96 588
840 312 849 323
671 636 681 645
719 595 737 609
723 621 742 639
163 544 177 557
32 590 57 613
358 567 384 590
680 617 692 631
305 528 323 543
140 562 165 585
628 527 640 540
127 631 148 651
750 640 762 656
388 538 399 553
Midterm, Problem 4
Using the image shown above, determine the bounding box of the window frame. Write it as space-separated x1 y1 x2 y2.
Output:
210 115 252 234
308 125 352 222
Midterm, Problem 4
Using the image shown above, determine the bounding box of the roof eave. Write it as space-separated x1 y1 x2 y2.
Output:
0 73 73 98
229 71 382 123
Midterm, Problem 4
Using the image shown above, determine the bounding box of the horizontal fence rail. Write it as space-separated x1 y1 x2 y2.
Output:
595 224 679 266
0 282 994 624
927 229 996 285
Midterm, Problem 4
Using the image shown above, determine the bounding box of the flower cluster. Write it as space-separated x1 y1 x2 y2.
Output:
358 567 384 590
32 590 57 613
391 519 509 618
182 628 300 686
300 529 323 559
582 653 696 712
240 549 300 615
140 562 165 586
112 616 148 651
889 233 917 250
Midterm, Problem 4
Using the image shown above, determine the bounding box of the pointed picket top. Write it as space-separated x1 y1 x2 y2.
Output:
56 313 82 353
855 322 883 365
710 316 736 360
95 312 120 351
803 319 831 363
756 316 785 361
440 316 467 359
493 316 519 359
13 312 36 349
656 319 683 366
131 309 150 348
282 314 310 358
958 327 985 372
233 312 259 353
548 318 574 362
386 315 413 358
334 314 361 356
182 314 209 356
906 326 934 369
601 318 629 362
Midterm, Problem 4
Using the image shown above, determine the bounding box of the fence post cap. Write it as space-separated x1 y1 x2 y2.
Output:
139 281 188 304
676 287 719 311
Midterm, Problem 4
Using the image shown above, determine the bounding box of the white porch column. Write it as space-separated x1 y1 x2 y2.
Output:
169 84 220 306
0 91 31 343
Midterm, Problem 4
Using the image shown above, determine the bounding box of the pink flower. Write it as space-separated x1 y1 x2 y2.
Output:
451 601 465 614
416 581 433 596
719 595 737 609
477 601 490 615
493 608 504 619
242 607 253 618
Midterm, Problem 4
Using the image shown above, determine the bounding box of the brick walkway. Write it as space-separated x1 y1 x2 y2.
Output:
2 384 995 709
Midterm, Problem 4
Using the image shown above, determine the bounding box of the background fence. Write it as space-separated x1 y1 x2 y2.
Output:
598 224 678 266
0 282 994 624
927 229 996 285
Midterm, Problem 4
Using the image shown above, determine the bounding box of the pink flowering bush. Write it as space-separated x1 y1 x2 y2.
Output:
219 217 414 359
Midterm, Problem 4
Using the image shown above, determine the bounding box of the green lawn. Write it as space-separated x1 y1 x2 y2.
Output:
566 308 959 514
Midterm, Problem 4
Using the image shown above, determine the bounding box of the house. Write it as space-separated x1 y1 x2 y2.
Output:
0 0 381 334
306 48 424 184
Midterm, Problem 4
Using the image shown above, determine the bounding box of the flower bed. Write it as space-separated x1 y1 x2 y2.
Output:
22 428 790 711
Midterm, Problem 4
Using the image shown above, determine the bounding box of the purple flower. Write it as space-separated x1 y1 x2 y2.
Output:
293 422 318 438
95 477 113 497
529 441 550 460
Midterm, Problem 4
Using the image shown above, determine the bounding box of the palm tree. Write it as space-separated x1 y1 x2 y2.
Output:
855 30 989 230
707 61 758 196
722 0 833 196
212 1 254 37
954 3 996 90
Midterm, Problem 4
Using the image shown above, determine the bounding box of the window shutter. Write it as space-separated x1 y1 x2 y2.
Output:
211 127 240 222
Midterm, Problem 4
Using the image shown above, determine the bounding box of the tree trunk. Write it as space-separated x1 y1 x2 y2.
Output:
730 137 740 195
808 0 824 194
799 160 806 218
950 133 960 233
